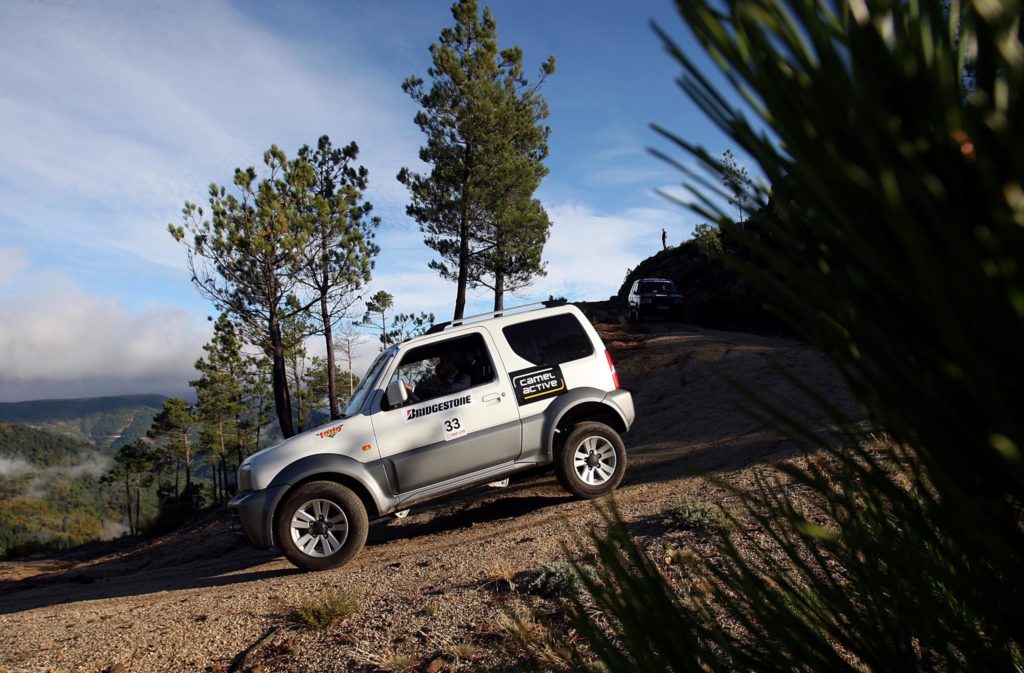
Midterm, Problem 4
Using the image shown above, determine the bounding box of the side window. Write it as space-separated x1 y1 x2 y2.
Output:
502 314 595 366
386 332 496 408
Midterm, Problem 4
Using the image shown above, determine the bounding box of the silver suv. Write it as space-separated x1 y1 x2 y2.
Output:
229 302 635 570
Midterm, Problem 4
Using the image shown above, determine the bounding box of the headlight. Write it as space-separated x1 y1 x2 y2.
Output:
239 464 253 492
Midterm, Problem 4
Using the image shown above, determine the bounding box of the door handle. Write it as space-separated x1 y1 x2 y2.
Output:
482 393 502 405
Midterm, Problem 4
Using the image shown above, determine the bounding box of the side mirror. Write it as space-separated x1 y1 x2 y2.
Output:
386 378 408 408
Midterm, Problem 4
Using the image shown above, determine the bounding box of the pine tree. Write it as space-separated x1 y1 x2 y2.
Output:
191 315 245 502
335 321 368 402
304 356 360 412
294 136 379 421
363 291 394 349
280 301 316 433
387 312 435 345
170 146 316 438
473 196 551 310
240 355 273 456
398 0 555 318
721 149 754 222
103 440 155 536
148 398 197 499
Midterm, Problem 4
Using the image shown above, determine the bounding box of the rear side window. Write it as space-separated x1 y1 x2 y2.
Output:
502 313 594 366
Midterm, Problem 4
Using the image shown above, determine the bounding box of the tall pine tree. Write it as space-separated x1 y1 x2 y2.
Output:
191 315 245 501
170 146 316 438
148 398 197 498
398 0 554 318
294 136 379 421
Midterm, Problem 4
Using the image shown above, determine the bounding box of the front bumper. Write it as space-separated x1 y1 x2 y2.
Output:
227 485 287 549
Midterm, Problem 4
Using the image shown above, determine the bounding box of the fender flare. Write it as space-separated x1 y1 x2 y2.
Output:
267 453 395 520
541 387 631 459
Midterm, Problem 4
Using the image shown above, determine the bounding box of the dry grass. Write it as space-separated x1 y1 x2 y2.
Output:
290 588 359 629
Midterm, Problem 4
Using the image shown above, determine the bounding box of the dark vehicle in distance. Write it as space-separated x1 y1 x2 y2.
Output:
627 278 683 321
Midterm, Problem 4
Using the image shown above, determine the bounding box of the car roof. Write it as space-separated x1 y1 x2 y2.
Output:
399 301 585 350
636 278 675 284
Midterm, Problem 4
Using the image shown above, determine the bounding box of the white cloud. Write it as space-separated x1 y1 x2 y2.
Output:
0 269 208 402
0 247 29 284
541 201 694 302
0 0 419 272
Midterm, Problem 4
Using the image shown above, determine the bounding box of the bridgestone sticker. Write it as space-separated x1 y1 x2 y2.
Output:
510 365 566 405
405 394 473 421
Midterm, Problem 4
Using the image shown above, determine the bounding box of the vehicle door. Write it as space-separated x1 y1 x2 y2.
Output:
369 329 521 494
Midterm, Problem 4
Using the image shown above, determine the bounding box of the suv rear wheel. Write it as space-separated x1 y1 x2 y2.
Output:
275 481 368 571
555 421 627 499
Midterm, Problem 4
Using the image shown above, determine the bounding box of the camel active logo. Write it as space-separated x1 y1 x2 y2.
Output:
510 365 566 405
316 424 344 439
405 394 473 421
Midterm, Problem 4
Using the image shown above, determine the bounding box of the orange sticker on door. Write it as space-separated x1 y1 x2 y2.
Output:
317 424 344 439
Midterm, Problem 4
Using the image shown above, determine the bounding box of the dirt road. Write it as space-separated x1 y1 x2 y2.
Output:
0 322 853 673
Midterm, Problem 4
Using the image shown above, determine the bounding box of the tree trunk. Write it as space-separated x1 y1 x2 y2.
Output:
455 218 470 319
494 269 505 312
454 155 471 320
492 224 508 312
134 485 140 535
269 311 296 438
174 458 180 497
293 352 304 433
236 412 245 465
183 431 192 494
217 420 226 501
221 454 229 499
344 340 355 399
213 463 219 503
124 472 133 536
322 294 340 420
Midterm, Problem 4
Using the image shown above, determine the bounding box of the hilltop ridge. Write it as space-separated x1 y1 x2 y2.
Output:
0 394 168 448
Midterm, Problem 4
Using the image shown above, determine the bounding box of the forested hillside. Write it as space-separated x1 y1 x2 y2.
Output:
0 394 167 448
0 423 123 559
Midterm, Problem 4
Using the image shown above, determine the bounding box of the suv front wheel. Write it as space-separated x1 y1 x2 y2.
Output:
275 481 369 571
555 422 627 499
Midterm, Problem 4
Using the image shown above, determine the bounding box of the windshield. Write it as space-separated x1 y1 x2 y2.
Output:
343 347 396 417
639 281 677 294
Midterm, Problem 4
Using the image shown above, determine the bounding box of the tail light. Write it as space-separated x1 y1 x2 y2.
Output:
605 349 620 389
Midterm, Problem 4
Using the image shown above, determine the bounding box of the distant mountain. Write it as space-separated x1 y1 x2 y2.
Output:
0 422 99 466
0 394 168 448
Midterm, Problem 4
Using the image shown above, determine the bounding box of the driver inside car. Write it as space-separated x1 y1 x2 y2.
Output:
406 354 472 401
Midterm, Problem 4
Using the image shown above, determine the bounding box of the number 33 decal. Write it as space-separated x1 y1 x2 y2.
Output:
442 416 466 440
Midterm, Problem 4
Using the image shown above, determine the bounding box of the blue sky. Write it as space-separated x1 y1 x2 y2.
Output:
0 0 737 402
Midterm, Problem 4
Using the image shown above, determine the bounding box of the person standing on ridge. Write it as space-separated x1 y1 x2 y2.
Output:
661 228 667 250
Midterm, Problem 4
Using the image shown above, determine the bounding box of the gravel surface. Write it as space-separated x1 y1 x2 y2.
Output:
0 322 853 673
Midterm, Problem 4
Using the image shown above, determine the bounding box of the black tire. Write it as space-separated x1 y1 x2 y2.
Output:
628 307 637 322
555 421 627 499
274 481 368 571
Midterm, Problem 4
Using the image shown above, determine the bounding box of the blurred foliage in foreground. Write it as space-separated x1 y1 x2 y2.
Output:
563 0 1024 671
